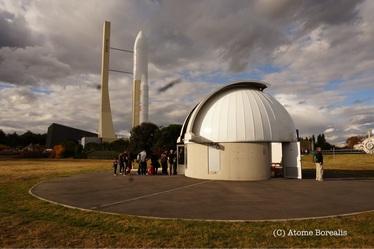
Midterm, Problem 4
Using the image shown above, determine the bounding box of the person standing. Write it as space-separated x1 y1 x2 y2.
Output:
122 150 128 176
151 150 161 175
118 152 124 174
316 147 323 181
178 147 184 165
126 156 132 175
161 153 167 175
113 158 118 176
168 149 176 175
137 149 147 175
174 150 178 175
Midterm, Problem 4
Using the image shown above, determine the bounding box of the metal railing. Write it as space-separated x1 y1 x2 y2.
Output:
319 149 366 155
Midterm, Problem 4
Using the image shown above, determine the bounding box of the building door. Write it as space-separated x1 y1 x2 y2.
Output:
177 145 186 175
208 145 220 174
282 142 302 179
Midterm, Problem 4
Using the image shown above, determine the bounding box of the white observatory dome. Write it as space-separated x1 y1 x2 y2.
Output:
181 80 297 143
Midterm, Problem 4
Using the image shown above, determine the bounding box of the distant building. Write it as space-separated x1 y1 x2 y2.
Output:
46 123 97 148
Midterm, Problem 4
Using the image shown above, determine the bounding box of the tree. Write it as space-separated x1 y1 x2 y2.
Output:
98 142 111 151
316 134 326 148
6 132 21 147
50 145 65 159
20 131 47 146
60 139 80 157
0 129 6 145
345 135 365 149
315 133 333 150
130 122 159 154
153 124 182 151
110 139 130 152
0 130 47 147
83 142 99 153
299 138 310 153
20 130 36 146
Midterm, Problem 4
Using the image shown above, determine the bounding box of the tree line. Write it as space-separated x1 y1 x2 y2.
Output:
299 134 335 151
2 125 367 155
0 130 47 149
50 122 182 159
299 133 371 151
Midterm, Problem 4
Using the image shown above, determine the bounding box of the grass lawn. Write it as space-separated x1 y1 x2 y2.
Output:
0 155 374 248
301 153 374 179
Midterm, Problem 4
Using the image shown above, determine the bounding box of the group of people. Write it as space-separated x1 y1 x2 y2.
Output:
112 149 179 176
112 149 132 176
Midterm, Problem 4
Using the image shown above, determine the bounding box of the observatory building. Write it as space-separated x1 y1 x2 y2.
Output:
177 80 301 181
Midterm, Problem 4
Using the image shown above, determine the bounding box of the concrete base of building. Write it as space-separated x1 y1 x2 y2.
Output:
185 142 270 181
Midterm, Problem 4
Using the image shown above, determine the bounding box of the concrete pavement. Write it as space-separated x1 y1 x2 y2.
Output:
30 170 374 221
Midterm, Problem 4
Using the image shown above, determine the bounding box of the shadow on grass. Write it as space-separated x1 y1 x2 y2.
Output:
302 169 374 180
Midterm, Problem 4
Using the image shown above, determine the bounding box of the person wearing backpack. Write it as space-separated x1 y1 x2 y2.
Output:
315 147 323 181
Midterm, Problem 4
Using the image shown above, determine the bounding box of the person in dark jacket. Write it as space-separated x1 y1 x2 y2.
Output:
151 151 160 175
118 152 124 174
124 150 131 175
316 147 323 181
168 150 176 175
161 152 168 175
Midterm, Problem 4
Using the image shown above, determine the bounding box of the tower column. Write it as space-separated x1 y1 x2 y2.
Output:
99 21 115 139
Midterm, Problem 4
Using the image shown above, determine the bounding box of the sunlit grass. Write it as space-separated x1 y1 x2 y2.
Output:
301 154 374 179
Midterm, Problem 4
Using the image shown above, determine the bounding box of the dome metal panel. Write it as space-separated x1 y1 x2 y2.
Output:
180 80 297 143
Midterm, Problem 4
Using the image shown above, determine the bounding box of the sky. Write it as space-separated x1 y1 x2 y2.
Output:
1 0 374 147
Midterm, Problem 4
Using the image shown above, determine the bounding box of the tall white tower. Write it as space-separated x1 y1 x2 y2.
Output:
132 31 148 128
98 21 115 140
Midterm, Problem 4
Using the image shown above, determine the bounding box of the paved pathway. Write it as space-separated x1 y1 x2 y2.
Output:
30 171 374 221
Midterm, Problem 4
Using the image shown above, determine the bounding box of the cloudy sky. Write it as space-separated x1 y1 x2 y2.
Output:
1 0 374 146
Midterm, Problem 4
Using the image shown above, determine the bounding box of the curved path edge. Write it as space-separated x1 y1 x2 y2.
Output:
29 171 374 222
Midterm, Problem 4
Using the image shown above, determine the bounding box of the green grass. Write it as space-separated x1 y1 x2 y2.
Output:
0 156 374 247
301 153 374 179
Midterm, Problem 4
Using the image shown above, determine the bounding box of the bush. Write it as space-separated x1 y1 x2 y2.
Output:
0 144 11 151
42 152 51 158
110 139 130 152
50 145 65 159
73 153 88 159
19 150 43 158
87 151 119 159
0 151 21 156
98 142 111 151
75 144 83 155
60 139 80 158
83 142 99 153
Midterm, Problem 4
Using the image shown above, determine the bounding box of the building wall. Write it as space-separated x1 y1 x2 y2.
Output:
46 123 97 148
81 137 102 148
185 142 270 181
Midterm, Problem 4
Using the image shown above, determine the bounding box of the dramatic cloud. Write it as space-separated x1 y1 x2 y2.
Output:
0 46 71 86
0 0 373 148
0 9 37 48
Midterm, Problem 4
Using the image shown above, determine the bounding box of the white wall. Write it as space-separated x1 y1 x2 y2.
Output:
185 142 270 181
271 143 282 164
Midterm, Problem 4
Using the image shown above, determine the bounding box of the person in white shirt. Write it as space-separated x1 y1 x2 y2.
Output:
137 149 147 175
